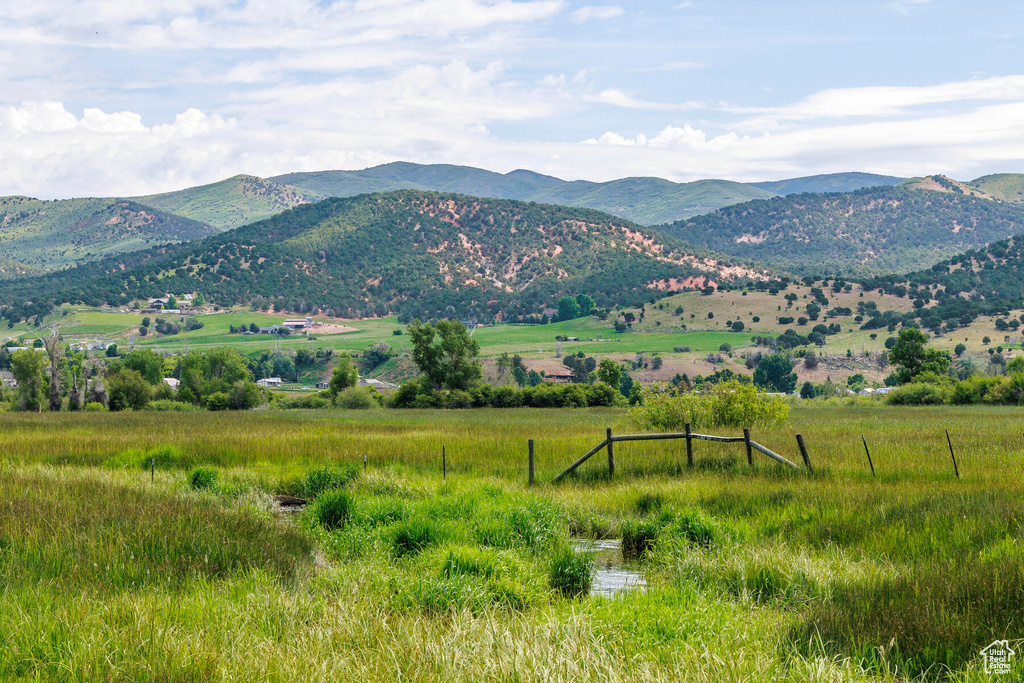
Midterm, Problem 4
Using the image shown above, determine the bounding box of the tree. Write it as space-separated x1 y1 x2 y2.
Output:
527 370 543 387
512 366 527 387
619 372 634 399
106 344 119 358
122 349 165 385
888 328 950 385
800 381 817 399
42 330 64 411
166 295 177 310
408 319 481 391
575 294 595 317
10 349 46 412
557 296 581 322
107 368 152 411
753 354 798 393
954 343 967 357
362 342 394 372
329 354 358 395
596 358 622 389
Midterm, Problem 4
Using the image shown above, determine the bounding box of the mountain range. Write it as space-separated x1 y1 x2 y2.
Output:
0 191 769 322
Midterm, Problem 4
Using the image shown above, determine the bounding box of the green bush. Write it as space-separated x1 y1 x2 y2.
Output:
84 402 106 412
309 489 355 530
548 547 593 598
886 383 949 406
621 380 789 431
204 392 231 411
188 466 218 490
334 386 380 409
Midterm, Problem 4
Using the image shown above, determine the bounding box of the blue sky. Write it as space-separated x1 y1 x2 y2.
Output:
1 0 1023 198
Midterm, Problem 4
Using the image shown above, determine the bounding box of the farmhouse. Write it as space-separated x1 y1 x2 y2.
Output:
282 317 313 330
162 378 180 389
257 377 283 388
258 325 281 335
315 380 330 390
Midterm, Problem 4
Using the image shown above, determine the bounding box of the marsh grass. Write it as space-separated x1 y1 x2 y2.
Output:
2 405 1024 680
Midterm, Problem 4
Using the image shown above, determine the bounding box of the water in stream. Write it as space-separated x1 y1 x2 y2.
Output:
573 538 647 597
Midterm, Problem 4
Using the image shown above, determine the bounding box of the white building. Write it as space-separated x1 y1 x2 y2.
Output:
257 377 283 388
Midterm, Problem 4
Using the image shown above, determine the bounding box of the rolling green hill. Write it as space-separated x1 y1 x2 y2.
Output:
270 162 776 225
657 186 1024 277
752 172 904 195
0 191 769 322
135 175 323 231
966 173 1024 203
0 196 217 274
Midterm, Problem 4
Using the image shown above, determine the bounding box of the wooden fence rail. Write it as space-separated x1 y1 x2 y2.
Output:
551 424 804 483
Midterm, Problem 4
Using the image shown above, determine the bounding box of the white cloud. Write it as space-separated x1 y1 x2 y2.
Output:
570 5 624 22
590 88 704 111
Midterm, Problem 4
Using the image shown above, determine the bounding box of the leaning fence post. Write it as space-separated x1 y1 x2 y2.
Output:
528 439 535 487
685 422 693 467
795 434 812 473
861 435 876 477
606 427 614 477
945 429 960 479
743 428 753 466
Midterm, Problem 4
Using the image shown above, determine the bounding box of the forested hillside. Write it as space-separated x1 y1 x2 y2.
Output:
0 191 767 323
861 236 1024 334
0 197 216 275
658 186 1024 276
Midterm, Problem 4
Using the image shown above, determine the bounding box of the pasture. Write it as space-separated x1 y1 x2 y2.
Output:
0 403 1022 681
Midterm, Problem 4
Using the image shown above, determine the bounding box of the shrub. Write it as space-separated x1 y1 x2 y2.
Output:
548 547 593 598
335 386 380 409
886 382 950 405
310 489 355 530
673 346 691 353
188 466 218 490
204 392 230 411
621 381 789 431
84 402 106 412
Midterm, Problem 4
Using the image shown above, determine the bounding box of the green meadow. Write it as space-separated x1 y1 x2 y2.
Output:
0 403 1021 681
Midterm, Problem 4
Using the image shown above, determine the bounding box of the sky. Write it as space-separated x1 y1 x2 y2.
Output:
2 0 1024 198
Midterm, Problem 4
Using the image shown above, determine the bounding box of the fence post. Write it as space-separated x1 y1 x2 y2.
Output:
363 454 367 472
442 445 446 481
685 422 693 467
945 429 959 479
528 439 535 487
743 428 753 466
151 458 155 484
796 434 812 473
861 435 876 477
607 427 614 478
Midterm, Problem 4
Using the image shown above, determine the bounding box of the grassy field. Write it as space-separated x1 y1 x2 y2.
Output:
0 403 1021 681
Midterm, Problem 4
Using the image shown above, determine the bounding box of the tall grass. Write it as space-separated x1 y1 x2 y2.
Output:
1 405 1023 680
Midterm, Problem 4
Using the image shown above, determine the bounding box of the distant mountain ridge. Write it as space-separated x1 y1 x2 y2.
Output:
269 162 777 226
752 172 904 195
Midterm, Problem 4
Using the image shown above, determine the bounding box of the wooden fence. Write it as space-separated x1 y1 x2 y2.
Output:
548 423 812 484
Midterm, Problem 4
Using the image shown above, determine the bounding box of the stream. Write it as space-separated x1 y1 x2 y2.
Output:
572 538 647 597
